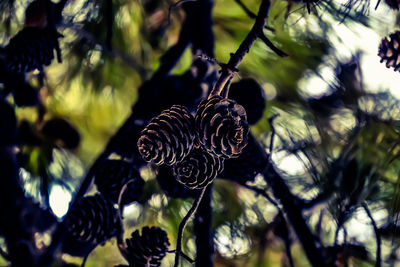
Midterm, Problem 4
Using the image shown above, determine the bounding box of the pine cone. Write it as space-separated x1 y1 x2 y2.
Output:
124 226 170 267
229 78 266 125
65 194 118 245
94 159 144 205
137 105 195 165
378 31 400 71
219 133 268 184
172 147 224 189
5 27 62 73
195 95 249 159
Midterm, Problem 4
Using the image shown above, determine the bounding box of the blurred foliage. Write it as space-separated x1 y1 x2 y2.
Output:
3 0 400 265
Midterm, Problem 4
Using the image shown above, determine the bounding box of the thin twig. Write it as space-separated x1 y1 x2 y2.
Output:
262 161 328 267
116 179 136 259
234 0 256 18
280 213 295 267
239 183 279 208
174 186 207 267
302 192 331 209
80 254 89 267
210 0 271 97
258 32 288 57
117 179 137 218
62 24 147 76
233 0 275 31
168 250 195 263
362 203 381 267
268 114 279 156
334 219 343 246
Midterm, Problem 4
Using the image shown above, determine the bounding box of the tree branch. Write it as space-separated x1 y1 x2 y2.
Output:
362 203 381 267
258 32 288 57
233 0 275 31
262 159 330 267
105 0 113 50
174 186 208 267
194 185 213 267
210 0 271 97
238 182 279 208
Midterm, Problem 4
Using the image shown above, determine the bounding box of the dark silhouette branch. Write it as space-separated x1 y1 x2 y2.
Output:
302 191 331 209
105 0 113 50
174 186 208 267
234 0 257 18
258 32 288 57
262 160 330 267
233 0 275 31
210 0 271 97
194 186 213 267
239 183 279 208
168 250 195 263
362 203 381 267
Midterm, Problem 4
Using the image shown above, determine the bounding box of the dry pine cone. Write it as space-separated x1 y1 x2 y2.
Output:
123 226 170 267
195 95 249 159
378 31 400 71
137 105 195 165
66 194 118 245
5 27 62 73
172 147 224 189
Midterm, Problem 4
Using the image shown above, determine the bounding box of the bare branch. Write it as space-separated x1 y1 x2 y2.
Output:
258 32 288 57
362 203 381 267
210 0 271 97
174 186 207 267
233 0 275 31
63 25 147 76
168 250 195 263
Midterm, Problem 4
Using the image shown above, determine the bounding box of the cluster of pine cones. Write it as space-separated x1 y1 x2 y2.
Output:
63 194 171 266
137 94 250 189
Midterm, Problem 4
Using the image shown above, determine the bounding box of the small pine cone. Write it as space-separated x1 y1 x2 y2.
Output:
195 95 249 159
124 226 170 267
172 148 224 189
5 27 62 73
66 194 118 245
378 31 400 71
94 159 144 205
137 105 195 166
